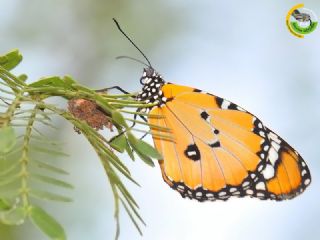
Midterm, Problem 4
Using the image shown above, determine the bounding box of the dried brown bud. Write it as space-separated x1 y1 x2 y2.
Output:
68 98 113 133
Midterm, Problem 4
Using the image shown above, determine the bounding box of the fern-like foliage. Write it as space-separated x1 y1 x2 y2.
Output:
0 49 171 240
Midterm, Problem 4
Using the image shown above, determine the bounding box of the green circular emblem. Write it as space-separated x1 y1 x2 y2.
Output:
286 4 318 38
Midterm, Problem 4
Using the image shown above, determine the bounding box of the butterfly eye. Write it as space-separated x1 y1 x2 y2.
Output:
140 67 153 85
145 67 155 77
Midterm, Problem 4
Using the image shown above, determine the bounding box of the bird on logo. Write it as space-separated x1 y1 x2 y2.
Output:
291 9 312 26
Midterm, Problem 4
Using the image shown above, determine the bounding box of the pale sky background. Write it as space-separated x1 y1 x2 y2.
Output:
1 1 320 240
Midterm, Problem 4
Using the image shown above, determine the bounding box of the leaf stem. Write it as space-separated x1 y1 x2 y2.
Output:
19 105 39 209
1 91 23 127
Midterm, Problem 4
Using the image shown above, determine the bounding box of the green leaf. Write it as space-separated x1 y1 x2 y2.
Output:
121 195 145 226
28 76 71 89
0 174 20 187
127 132 161 166
134 150 154 167
32 146 69 157
120 198 143 236
33 160 69 175
110 134 127 153
62 75 76 87
0 199 11 211
0 159 20 177
30 205 66 240
125 142 135 161
126 132 138 146
134 139 162 160
100 147 140 186
30 190 72 202
28 76 62 87
0 189 19 199
0 49 23 70
101 147 130 174
18 74 28 82
30 174 74 189
101 159 139 187
127 133 154 166
0 126 16 154
112 111 128 128
0 206 26 225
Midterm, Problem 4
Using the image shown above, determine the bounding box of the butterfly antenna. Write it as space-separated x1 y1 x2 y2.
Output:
116 55 150 67
113 18 153 68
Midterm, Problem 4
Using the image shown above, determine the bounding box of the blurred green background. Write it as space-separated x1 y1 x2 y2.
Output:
1 0 320 239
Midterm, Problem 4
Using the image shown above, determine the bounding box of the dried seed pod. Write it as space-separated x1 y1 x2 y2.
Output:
68 98 113 133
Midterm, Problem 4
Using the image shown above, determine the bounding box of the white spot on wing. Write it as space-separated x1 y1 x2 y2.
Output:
255 182 266 190
221 100 231 109
187 151 197 156
246 189 253 195
242 181 250 187
304 179 311 185
257 192 265 197
268 147 279 165
262 164 275 179
271 141 281 151
229 187 237 193
301 169 307 176
196 192 202 197
268 132 281 144
219 191 226 196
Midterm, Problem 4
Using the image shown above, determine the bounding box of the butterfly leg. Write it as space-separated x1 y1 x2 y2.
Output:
139 131 149 140
111 107 147 141
132 108 149 140
130 107 147 128
95 86 131 95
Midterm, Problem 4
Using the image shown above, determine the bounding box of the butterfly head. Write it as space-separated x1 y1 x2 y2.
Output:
137 67 166 106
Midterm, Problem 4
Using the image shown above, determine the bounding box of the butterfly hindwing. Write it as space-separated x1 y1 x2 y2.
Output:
148 82 311 201
262 128 311 199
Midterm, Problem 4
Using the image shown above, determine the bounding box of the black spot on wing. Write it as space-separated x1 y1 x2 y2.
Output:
228 103 238 110
200 111 210 121
215 97 223 108
193 88 202 92
209 141 221 148
184 144 201 161
215 97 240 110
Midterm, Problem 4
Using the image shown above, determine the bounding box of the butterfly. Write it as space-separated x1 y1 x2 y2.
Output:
135 68 311 201
113 19 311 202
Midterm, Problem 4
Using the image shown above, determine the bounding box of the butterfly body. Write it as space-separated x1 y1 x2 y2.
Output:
138 67 311 202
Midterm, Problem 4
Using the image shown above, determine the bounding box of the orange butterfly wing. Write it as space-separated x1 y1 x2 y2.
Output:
148 83 311 201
